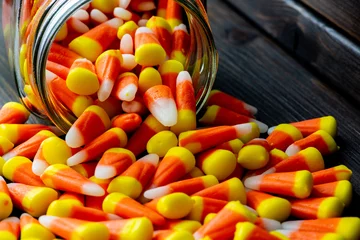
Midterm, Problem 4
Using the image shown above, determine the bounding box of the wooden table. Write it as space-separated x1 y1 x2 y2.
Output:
1 0 359 216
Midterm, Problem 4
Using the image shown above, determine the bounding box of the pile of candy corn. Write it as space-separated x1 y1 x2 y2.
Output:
1 0 359 239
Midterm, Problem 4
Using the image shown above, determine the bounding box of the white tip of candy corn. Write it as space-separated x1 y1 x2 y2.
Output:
32 159 49 176
245 103 258 115
39 215 56 228
149 98 178 127
106 18 124 29
234 123 254 136
119 0 131 8
137 2 156 11
176 71 192 85
2 151 16 161
2 217 19 223
267 126 276 135
138 154 159 166
95 165 116 179
67 151 87 167
285 144 301 156
136 26 154 35
144 186 170 199
244 175 263 190
252 119 268 133
73 9 89 21
260 218 282 231
119 84 137 102
245 206 259 216
138 19 148 27
122 100 142 113
108 213 122 220
281 220 303 230
262 167 276 175
98 79 114 102
122 54 137 71
65 127 84 148
271 230 292 237
113 8 132 21
81 182 105 196
174 24 188 34
90 9 108 23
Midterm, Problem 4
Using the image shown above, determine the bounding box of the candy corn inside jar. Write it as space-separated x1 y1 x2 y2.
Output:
2 0 218 133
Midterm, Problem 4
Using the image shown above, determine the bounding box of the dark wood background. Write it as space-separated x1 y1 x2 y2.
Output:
0 0 359 217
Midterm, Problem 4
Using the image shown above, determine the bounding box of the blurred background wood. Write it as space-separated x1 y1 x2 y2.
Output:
0 0 359 216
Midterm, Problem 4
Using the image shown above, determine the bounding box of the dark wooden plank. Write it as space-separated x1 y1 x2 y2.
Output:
226 0 360 105
207 0 360 214
301 0 360 41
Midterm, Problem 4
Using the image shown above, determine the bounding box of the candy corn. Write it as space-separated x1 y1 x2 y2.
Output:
146 16 172 56
0 217 20 240
0 101 30 124
0 136 13 156
94 97 123 119
111 113 142 133
311 180 352 206
153 229 195 240
171 24 190 66
112 72 139 102
48 42 81 68
266 124 303 151
158 60 184 98
59 192 85 207
290 116 337 137
272 230 345 240
20 213 55 240
312 165 352 185
186 196 227 223
146 130 178 157
234 222 281 240
166 0 183 29
237 144 269 170
138 67 162 94
0 176 12 220
85 176 111 210
72 162 97 178
159 219 202 233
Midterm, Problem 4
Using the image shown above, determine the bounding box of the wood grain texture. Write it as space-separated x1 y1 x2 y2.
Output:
226 0 360 105
208 0 360 214
302 0 360 41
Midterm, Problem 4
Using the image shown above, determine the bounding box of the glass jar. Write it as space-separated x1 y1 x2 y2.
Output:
2 0 218 132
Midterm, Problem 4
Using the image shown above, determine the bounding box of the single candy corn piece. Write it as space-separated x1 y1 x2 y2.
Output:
192 177 247 203
286 130 338 156
171 24 190 66
47 200 120 221
103 192 166 225
237 145 270 170
95 49 123 102
126 114 169 156
3 156 44 186
46 60 70 80
199 105 268 132
39 216 110 240
311 180 352 207
117 20 139 39
0 217 20 240
41 164 105 197
113 7 141 22
85 176 111 210
266 124 303 151
111 113 142 134
145 193 194 219
254 218 282 231
146 16 172 56
69 18 123 62
107 154 159 199
0 102 30 124
59 192 85 207
206 90 258 117
214 138 244 154
0 124 61 145
72 162 97 178
186 196 227 223
138 67 162 94
312 165 352 185
290 116 337 137
122 94 148 116
47 71 93 117
264 147 324 174
282 217 360 240
48 42 81 68
134 27 166 66
193 201 257 240
153 230 195 240
68 127 128 166
0 136 14 156
290 197 344 220
20 213 55 240
166 0 183 29
148 147 195 189
32 136 74 176
7 183 58 217
234 222 282 240
179 123 260 154
0 176 12 220
146 131 178 157
112 73 139 102
245 170 313 199
66 58 100 95
101 217 153 240
158 60 184 98
144 85 178 127
66 105 111 148
160 220 202 233
197 149 237 181
246 190 291 222
2 129 56 161
181 167 205 180
120 33 134 54
157 0 168 17
171 71 197 135
95 148 136 179
271 230 345 240
94 97 123 120
144 175 218 200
